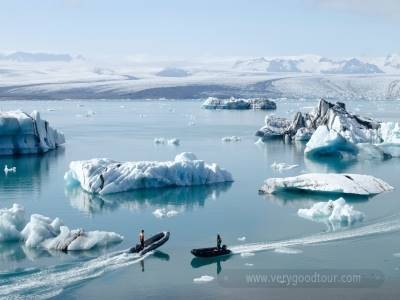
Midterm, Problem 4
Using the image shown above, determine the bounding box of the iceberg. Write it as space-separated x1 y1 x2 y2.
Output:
65 152 233 195
154 137 180 145
256 99 400 159
271 162 299 172
297 197 364 227
152 208 179 218
202 97 276 110
0 204 123 251
222 136 241 142
259 173 393 196
0 110 65 155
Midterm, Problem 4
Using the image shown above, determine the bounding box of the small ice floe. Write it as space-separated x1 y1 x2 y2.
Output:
274 247 303 254
4 165 16 175
270 162 299 172
393 253 400 258
222 136 241 142
153 138 180 145
245 263 254 267
85 110 95 117
240 252 255 258
297 197 364 228
260 173 393 196
47 108 56 112
237 236 246 242
193 275 214 283
153 208 179 219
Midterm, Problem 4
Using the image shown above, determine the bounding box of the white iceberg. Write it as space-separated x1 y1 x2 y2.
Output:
255 115 291 140
259 173 393 196
152 208 179 218
0 204 123 251
4 164 16 174
0 110 65 155
237 236 246 242
297 197 364 226
271 162 299 172
202 97 276 110
193 275 214 283
222 136 241 142
65 152 233 195
153 137 180 146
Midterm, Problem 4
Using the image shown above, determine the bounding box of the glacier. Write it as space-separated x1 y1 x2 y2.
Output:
0 110 65 155
0 204 123 251
259 173 393 196
297 197 364 227
65 152 233 195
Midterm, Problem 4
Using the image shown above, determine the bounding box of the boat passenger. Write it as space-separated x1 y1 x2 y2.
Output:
217 234 222 250
140 229 145 249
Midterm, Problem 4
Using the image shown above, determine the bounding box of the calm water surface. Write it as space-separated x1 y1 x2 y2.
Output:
1 99 400 299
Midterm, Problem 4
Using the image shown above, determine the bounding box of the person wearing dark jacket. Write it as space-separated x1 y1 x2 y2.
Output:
217 234 222 250
139 229 145 250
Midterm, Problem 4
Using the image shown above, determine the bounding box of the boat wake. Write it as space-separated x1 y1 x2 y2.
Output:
231 215 400 254
0 249 150 300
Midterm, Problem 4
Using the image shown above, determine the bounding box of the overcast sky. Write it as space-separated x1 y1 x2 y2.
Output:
1 0 399 59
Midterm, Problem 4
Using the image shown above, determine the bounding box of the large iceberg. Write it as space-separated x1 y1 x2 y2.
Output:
256 99 400 159
0 110 65 155
297 197 365 228
65 152 233 195
259 173 393 196
0 204 123 251
202 97 276 110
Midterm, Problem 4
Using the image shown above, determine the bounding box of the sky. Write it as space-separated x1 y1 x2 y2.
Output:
0 0 399 59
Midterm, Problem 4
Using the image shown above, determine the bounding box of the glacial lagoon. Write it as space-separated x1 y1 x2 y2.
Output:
1 99 400 299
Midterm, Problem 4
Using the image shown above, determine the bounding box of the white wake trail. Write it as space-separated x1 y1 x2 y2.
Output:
0 250 150 300
231 216 400 254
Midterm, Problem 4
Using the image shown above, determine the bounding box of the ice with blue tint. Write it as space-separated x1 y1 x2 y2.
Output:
65 152 233 194
0 110 65 155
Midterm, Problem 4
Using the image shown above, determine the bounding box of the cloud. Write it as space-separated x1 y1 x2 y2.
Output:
310 0 400 19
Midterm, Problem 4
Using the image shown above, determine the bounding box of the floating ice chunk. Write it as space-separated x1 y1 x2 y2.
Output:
65 152 233 194
356 143 388 159
240 252 255 257
167 138 180 146
193 275 214 283
154 138 180 145
245 263 254 266
0 204 25 242
222 136 241 142
47 108 56 112
294 127 313 141
0 110 65 155
255 115 291 140
393 253 400 258
298 198 364 226
274 247 303 254
0 204 123 251
85 110 95 117
4 165 16 174
259 173 393 196
153 208 179 218
237 236 246 242
154 138 166 144
271 162 299 172
202 97 276 110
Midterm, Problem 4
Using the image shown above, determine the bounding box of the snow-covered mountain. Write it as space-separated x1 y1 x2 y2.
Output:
233 56 385 74
0 52 78 62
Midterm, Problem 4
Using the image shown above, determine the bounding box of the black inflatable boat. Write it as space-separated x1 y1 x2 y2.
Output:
191 245 231 258
130 231 170 255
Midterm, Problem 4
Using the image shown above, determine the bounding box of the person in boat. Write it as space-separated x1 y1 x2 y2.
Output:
139 229 145 250
217 234 222 250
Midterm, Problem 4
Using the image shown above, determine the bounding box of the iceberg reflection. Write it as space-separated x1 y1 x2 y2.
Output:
65 182 232 215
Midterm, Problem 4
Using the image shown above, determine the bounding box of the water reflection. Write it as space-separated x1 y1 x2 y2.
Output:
65 183 232 215
262 191 370 209
191 254 232 274
0 241 113 264
0 148 65 197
